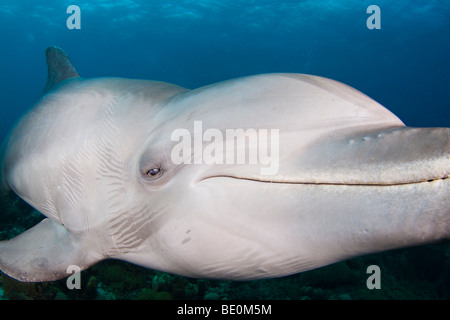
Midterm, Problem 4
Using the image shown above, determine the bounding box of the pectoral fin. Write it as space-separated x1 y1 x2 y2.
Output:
0 218 100 282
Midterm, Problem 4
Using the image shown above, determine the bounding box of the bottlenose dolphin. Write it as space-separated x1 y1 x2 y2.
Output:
0 47 448 282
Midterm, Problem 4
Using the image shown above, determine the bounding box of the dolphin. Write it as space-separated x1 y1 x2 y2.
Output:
0 47 448 282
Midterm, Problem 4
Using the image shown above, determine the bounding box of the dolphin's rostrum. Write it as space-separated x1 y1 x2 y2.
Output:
0 47 448 282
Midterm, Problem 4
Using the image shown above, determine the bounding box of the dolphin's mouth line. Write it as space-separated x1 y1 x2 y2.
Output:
198 175 449 186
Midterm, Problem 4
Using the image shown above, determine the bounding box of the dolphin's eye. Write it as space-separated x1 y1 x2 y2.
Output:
146 168 162 177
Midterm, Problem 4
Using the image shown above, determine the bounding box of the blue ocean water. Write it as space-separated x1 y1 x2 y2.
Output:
0 0 449 300
1 0 449 140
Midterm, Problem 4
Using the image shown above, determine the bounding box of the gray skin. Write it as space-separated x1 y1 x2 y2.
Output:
0 47 448 282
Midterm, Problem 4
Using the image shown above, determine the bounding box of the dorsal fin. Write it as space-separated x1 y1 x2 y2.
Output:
42 46 80 94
